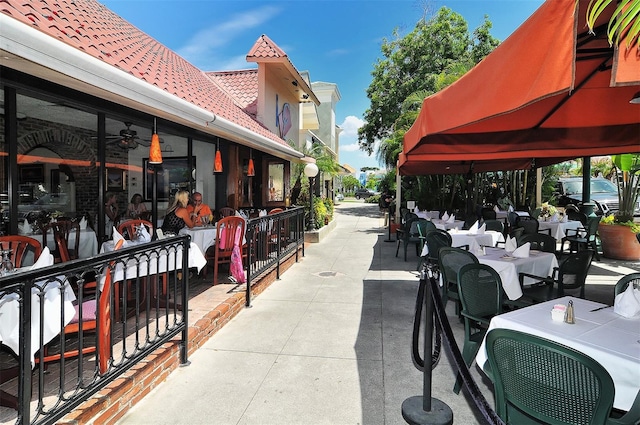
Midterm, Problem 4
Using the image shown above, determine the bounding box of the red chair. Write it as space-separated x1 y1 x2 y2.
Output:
0 235 42 267
42 219 81 261
39 239 123 374
204 216 246 285
117 219 153 240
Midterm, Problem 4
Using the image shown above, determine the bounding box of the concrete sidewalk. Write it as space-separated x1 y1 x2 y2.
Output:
118 202 638 425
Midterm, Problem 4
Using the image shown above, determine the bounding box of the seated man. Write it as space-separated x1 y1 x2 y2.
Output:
187 192 213 226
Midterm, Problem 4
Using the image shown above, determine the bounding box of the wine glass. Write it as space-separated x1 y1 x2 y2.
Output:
201 215 210 227
0 249 14 276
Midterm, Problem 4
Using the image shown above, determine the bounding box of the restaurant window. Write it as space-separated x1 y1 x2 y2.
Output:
15 93 98 230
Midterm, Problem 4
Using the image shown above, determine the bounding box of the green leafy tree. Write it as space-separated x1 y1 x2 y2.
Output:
585 0 640 50
341 175 360 193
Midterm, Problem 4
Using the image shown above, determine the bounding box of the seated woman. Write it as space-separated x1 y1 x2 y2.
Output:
161 190 196 235
126 193 147 219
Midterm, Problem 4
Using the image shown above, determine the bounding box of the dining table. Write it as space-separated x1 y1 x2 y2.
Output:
475 296 640 411
477 247 559 301
179 225 219 254
537 219 584 240
420 230 505 257
431 219 465 231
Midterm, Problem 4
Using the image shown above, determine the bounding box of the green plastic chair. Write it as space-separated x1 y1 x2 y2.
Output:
614 272 640 297
438 247 478 316
517 233 557 254
518 250 594 303
423 228 452 271
395 217 432 261
485 328 640 425
561 215 601 260
453 263 503 394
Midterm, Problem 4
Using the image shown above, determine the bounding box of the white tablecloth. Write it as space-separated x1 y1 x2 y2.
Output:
538 219 583 240
100 240 207 288
421 231 505 256
0 279 76 365
475 296 640 411
415 211 441 220
432 219 465 230
179 226 218 253
477 247 558 300
27 228 99 260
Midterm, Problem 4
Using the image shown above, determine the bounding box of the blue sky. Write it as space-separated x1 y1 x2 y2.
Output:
102 0 544 173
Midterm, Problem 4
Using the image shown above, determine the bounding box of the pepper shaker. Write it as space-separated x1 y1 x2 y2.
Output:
564 300 575 324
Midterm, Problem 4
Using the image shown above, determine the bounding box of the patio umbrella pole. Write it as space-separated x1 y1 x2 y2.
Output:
401 273 453 425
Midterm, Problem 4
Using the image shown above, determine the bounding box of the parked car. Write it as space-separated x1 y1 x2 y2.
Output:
554 177 637 216
335 193 344 201
355 188 375 200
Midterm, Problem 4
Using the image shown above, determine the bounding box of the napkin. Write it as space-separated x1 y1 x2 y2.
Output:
18 220 32 235
613 284 640 318
505 235 517 253
468 221 479 234
112 226 126 246
79 216 87 230
30 247 54 270
138 225 151 242
508 205 514 212
549 213 559 223
560 214 568 223
512 242 530 258
156 228 166 240
477 223 486 234
494 205 500 212
442 212 449 221
259 209 267 217
446 214 455 224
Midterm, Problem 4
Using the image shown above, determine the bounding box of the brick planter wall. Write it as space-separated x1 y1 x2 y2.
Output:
60 250 301 424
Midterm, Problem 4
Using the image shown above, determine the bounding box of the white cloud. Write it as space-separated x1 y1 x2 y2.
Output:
339 116 364 138
341 143 361 152
177 5 281 62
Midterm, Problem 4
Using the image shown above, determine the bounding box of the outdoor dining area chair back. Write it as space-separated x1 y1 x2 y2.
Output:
560 215 601 260
217 207 235 220
482 219 504 235
518 250 594 303
0 235 42 267
204 216 246 285
453 263 503 394
485 328 640 425
42 219 81 262
614 272 640 297
517 233 557 255
438 247 478 316
118 219 153 240
395 217 429 261
423 228 452 271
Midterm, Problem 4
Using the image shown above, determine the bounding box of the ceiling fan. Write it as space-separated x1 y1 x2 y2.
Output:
103 122 160 150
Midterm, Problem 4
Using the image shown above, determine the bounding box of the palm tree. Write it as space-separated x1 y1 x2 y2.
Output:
585 0 640 49
288 141 341 205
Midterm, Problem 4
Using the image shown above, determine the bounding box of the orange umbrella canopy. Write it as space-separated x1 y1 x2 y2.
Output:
400 0 640 176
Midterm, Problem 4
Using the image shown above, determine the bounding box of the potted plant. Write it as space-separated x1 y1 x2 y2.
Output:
598 154 640 260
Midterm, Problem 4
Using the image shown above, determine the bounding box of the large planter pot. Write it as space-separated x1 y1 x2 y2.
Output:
598 223 640 261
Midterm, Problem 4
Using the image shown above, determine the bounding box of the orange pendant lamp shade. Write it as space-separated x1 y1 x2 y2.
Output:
247 158 255 177
213 149 223 173
149 133 163 164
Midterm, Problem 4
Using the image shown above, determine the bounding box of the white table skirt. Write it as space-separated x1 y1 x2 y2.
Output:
538 220 583 240
26 228 99 261
0 279 75 365
99 240 206 288
475 296 640 411
477 247 558 300
179 226 218 254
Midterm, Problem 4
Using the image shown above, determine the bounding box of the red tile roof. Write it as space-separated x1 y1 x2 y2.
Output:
247 34 288 60
207 70 259 119
0 0 288 147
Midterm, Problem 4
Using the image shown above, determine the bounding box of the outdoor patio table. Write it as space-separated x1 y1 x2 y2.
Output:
537 219 583 240
475 296 640 411
415 210 440 220
179 225 218 254
431 219 465 231
477 247 558 301
25 228 99 262
420 230 504 257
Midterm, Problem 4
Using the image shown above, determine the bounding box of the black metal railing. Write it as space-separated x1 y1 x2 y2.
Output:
244 207 305 306
0 207 307 424
0 236 191 425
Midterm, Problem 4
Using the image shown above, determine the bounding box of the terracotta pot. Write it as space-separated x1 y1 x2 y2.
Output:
598 223 640 261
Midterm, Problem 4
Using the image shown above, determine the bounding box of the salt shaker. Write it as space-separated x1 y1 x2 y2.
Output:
564 300 575 324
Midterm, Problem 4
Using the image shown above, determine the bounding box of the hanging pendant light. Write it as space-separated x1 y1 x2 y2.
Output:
213 138 223 173
149 118 163 164
247 148 255 177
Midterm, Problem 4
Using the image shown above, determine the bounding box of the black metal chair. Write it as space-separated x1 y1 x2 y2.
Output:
518 250 594 302
560 215 601 260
